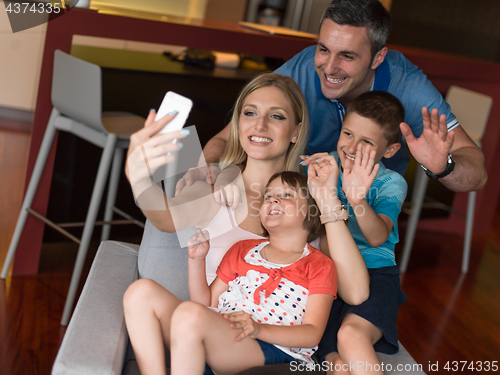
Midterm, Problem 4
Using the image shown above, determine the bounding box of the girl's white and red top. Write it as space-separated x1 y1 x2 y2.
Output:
214 239 337 365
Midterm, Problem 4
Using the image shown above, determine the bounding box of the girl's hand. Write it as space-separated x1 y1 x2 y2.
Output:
126 110 188 183
213 182 243 211
302 153 341 209
224 311 261 341
175 164 220 197
187 228 210 261
342 143 379 206
213 164 245 211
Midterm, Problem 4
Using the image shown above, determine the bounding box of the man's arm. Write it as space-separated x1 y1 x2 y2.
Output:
442 125 487 192
201 123 231 165
401 107 487 193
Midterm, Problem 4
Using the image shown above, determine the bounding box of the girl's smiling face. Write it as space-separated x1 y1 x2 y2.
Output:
260 178 308 233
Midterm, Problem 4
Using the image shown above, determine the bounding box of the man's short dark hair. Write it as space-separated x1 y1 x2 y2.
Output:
345 91 404 145
320 0 391 60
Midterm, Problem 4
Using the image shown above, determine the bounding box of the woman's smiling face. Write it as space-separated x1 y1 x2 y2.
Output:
238 86 300 164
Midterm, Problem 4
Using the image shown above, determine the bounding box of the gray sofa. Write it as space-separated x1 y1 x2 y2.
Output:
52 221 426 375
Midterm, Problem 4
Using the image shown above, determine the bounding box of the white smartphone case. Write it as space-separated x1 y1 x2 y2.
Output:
156 91 193 134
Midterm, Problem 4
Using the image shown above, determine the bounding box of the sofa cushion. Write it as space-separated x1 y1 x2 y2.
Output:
138 220 195 301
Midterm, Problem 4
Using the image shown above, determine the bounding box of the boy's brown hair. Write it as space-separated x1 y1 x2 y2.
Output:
345 91 405 145
263 171 322 243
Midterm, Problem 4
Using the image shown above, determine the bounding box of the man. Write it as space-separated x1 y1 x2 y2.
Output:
179 0 486 194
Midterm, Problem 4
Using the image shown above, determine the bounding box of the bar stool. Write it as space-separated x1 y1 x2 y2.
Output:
1 50 146 325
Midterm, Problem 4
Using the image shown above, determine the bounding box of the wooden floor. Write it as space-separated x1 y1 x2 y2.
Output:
1 123 499 374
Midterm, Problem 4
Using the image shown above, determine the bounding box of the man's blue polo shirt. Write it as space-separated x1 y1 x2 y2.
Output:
275 45 459 175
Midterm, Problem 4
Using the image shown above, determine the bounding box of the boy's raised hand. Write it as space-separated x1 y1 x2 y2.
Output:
302 153 340 210
342 143 379 206
187 228 210 261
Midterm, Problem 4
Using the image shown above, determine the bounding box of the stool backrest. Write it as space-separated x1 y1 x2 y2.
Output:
52 50 105 133
445 86 493 146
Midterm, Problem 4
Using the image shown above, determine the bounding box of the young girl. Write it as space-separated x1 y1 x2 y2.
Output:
124 155 365 374
179 171 335 374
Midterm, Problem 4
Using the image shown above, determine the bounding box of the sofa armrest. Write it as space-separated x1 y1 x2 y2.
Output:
52 241 140 375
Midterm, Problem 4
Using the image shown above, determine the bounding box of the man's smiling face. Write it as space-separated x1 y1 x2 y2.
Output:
314 19 385 104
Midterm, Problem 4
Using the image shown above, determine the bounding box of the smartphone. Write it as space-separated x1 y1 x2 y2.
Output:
156 91 193 134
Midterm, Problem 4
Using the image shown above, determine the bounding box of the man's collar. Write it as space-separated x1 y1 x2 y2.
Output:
372 59 390 92
314 58 391 102
315 72 326 100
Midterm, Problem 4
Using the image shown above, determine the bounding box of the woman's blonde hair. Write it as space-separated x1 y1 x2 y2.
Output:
220 73 309 172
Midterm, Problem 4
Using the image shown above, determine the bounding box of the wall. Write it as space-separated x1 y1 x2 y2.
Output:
379 0 393 10
91 0 208 19
205 0 247 23
0 0 214 112
0 1 46 111
389 0 500 62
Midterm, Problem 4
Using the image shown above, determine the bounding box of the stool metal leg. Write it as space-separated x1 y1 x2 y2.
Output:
400 167 429 273
462 191 476 273
1 110 59 279
61 134 117 326
101 147 123 241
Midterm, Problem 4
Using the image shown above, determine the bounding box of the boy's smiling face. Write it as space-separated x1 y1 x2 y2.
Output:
337 112 399 169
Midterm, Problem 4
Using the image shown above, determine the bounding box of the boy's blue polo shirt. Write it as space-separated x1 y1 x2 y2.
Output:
275 46 459 176
331 152 408 269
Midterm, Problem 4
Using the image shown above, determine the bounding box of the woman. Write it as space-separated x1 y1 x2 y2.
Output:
127 73 311 293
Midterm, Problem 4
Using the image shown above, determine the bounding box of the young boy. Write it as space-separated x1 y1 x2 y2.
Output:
302 90 408 375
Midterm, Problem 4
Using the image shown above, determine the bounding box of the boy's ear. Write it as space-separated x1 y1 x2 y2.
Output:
384 142 401 159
